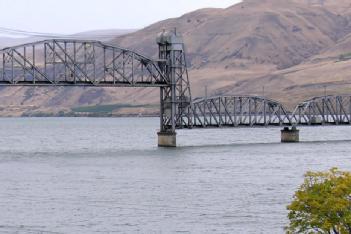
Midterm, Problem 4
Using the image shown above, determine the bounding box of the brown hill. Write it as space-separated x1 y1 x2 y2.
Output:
1 0 351 116
107 0 351 107
113 0 349 69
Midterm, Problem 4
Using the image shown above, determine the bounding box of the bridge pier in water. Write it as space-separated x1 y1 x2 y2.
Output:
157 131 177 147
281 126 300 143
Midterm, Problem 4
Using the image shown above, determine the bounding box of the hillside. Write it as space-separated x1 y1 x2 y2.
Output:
106 0 351 107
1 0 351 116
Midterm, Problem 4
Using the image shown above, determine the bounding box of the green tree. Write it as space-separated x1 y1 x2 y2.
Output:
286 168 351 234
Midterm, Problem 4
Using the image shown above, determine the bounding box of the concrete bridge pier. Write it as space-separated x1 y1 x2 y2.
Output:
158 131 177 147
281 126 300 143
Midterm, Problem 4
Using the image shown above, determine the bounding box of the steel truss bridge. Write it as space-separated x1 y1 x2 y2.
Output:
0 31 350 146
191 95 351 128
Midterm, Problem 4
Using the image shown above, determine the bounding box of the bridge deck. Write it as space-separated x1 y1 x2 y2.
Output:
0 81 168 87
186 122 351 129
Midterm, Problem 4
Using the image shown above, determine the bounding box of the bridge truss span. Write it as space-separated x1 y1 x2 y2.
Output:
292 95 351 125
190 96 293 128
0 39 167 87
1 31 351 147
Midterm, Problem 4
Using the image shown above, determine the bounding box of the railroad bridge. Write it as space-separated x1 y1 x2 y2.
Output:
1 30 351 147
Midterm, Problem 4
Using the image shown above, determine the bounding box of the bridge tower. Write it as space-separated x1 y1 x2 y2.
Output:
156 30 192 147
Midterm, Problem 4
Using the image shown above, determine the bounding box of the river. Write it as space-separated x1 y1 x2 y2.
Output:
0 118 349 233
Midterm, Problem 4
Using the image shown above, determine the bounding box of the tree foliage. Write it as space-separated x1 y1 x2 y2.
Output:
286 168 351 234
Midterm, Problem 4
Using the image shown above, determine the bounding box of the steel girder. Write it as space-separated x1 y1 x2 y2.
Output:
157 31 192 132
189 96 292 128
0 39 167 87
292 95 351 125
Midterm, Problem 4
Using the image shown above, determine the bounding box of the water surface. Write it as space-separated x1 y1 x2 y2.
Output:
0 118 350 233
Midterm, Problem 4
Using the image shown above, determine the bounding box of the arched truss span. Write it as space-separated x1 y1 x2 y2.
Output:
0 39 167 87
292 95 351 125
189 96 292 128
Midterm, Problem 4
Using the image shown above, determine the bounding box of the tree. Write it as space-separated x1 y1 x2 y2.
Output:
286 168 351 234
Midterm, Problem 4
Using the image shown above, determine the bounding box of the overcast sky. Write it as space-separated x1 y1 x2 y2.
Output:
0 0 241 35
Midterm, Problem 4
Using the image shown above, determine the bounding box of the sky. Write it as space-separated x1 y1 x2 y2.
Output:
0 0 241 35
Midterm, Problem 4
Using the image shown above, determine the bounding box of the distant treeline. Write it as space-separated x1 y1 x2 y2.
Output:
20 103 158 117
